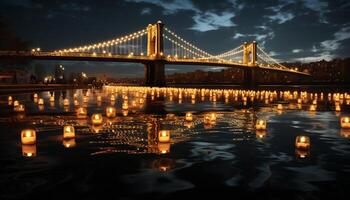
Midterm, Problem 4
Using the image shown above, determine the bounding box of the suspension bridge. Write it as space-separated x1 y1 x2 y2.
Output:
0 21 310 87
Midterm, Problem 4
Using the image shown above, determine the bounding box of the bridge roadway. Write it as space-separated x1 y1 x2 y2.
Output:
0 51 310 76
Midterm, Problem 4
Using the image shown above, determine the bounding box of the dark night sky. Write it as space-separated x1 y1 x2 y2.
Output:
0 0 349 78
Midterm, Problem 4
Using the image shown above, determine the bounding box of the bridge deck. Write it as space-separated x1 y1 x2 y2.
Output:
0 51 310 76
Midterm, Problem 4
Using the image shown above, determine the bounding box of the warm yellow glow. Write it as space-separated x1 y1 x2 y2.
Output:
295 135 310 149
341 117 350 129
50 96 55 102
158 130 170 143
76 107 87 119
63 125 75 139
106 106 116 118
91 113 103 125
21 129 36 145
13 100 19 107
8 96 13 101
255 119 267 130
185 112 193 121
63 98 70 106
38 98 44 105
277 104 283 110
122 101 128 110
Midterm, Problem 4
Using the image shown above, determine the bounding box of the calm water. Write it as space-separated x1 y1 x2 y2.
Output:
0 86 350 200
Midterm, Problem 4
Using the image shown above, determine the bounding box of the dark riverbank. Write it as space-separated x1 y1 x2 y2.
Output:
0 84 89 94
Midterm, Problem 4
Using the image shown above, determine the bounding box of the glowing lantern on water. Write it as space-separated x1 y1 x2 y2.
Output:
158 143 171 154
204 113 217 124
122 101 128 110
185 112 193 121
13 100 19 107
38 98 44 105
91 113 103 125
74 99 79 106
122 110 128 116
63 98 70 106
295 135 310 149
106 106 116 118
49 96 55 102
312 99 317 105
335 104 341 112
97 95 102 102
8 96 13 102
110 95 115 102
340 129 350 138
21 129 36 145
277 104 283 110
33 93 38 99
15 104 25 112
158 130 170 143
83 96 88 103
255 119 267 130
22 144 36 157
63 138 76 148
76 107 87 119
297 98 302 104
340 117 350 129
63 125 75 139
309 104 316 111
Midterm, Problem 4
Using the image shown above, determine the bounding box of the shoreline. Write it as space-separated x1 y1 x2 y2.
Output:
0 84 89 95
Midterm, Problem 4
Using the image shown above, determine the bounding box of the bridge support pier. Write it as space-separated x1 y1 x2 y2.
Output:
144 62 165 86
243 68 257 88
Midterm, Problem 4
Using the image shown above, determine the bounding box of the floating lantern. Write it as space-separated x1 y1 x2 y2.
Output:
340 116 350 129
33 93 38 99
277 104 283 110
73 93 78 99
76 107 87 119
63 125 75 139
309 104 316 111
122 101 128 110
83 96 88 103
297 98 302 104
185 112 193 121
15 104 25 112
63 98 70 106
97 95 102 102
21 129 36 145
340 129 350 138
74 99 79 106
91 113 103 125
295 135 310 149
122 110 128 116
13 100 19 107
335 104 341 112
49 96 55 102
158 130 170 143
312 99 317 105
158 143 171 154
110 95 115 101
22 144 36 157
204 113 217 124
63 138 76 148
255 119 267 130
106 106 116 118
8 96 13 102
38 98 44 105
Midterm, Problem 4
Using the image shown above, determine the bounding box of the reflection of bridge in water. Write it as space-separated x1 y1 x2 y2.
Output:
0 21 310 87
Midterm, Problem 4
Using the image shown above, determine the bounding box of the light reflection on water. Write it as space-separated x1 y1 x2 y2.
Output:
0 86 350 198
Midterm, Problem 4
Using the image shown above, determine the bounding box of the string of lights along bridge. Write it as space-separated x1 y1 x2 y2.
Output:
0 21 310 86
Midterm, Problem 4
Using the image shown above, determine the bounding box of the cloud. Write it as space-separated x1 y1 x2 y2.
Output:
141 7 151 15
125 0 198 15
191 11 235 32
304 0 328 12
268 12 294 24
293 26 350 62
292 49 303 53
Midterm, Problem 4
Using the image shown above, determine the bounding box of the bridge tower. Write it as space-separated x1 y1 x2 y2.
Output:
144 21 165 86
242 41 257 88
